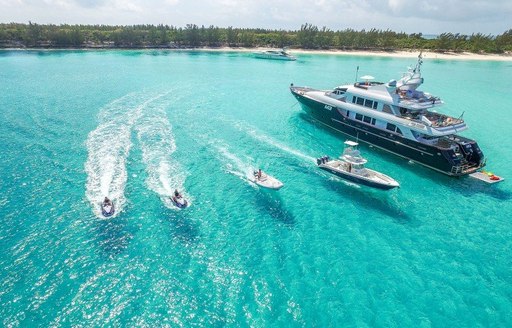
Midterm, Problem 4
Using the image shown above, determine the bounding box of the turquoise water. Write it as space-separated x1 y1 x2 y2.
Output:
1 50 511 327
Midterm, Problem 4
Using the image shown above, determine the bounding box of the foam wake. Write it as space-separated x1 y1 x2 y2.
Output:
231 120 316 163
211 140 254 184
85 92 167 218
135 96 188 209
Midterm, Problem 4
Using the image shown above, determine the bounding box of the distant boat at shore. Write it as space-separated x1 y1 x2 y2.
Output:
253 48 296 61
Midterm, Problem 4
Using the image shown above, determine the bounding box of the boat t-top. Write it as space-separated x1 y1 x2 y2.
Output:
254 48 296 61
317 141 400 190
252 169 284 190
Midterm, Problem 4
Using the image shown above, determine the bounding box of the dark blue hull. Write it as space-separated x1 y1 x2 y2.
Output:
291 87 485 177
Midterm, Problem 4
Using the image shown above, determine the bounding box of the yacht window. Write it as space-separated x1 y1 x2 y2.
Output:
355 113 363 121
382 104 393 114
356 97 364 105
396 127 403 135
386 123 397 131
373 102 378 109
364 99 373 108
352 97 356 104
346 110 350 117
363 116 372 123
371 118 376 125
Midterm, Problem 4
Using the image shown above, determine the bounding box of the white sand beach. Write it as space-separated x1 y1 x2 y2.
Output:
209 47 512 61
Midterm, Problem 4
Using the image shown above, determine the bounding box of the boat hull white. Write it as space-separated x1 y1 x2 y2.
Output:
319 161 399 190
252 171 284 190
101 202 115 217
171 196 188 209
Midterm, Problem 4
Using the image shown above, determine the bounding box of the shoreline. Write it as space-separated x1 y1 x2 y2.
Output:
2 46 511 61
223 47 512 61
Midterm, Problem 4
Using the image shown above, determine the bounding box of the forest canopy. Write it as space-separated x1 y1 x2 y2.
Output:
1 22 511 54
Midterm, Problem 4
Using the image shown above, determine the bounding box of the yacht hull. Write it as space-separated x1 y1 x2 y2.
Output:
291 87 484 177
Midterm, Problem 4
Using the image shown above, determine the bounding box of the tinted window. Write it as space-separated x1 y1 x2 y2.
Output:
356 97 364 105
363 116 372 123
373 102 378 109
364 99 373 108
371 118 376 125
355 113 363 121
383 104 393 114
387 123 397 131
396 127 403 135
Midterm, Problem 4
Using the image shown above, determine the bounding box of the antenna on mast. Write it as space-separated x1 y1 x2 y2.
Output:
414 51 423 73
355 66 359 83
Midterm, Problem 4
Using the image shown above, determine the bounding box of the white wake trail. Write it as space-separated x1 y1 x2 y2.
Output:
211 140 255 184
135 96 189 209
85 92 168 218
231 120 316 163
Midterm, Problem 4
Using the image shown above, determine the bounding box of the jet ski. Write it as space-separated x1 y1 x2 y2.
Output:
252 169 284 190
101 198 115 217
171 191 188 209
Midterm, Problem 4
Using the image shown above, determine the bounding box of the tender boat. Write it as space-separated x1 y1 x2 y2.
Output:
254 48 296 61
317 141 400 190
171 191 188 209
252 169 284 190
291 52 486 177
101 199 115 217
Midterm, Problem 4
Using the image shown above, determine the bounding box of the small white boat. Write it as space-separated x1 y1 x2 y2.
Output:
317 141 400 190
101 198 115 217
252 169 284 190
253 49 296 61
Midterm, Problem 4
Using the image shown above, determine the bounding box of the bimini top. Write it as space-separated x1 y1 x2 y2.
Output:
344 140 359 147
341 141 367 165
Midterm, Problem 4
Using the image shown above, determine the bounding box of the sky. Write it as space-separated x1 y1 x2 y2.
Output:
0 0 511 35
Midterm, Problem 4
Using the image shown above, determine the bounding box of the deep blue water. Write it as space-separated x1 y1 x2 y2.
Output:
0 50 511 327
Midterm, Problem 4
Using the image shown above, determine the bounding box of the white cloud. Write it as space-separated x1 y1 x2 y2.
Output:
0 0 510 34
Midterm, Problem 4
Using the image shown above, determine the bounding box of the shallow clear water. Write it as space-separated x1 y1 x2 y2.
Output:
1 50 511 326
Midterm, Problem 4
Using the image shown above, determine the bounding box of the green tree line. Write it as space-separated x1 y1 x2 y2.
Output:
1 22 511 53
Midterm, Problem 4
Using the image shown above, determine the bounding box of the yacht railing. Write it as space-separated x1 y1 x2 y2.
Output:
418 135 472 150
451 164 469 175
424 112 464 128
